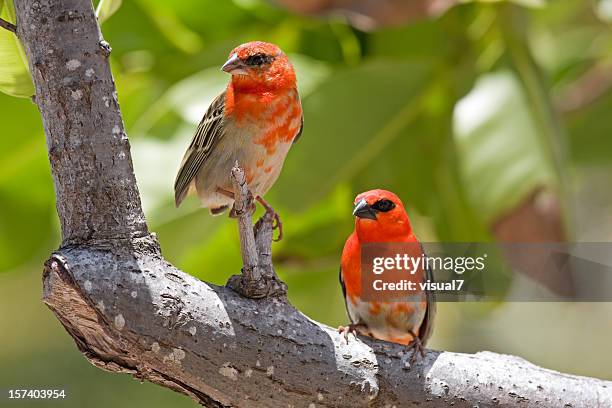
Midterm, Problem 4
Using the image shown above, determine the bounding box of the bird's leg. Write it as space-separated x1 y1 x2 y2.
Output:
337 323 368 344
255 196 282 241
219 187 256 218
216 187 235 200
406 330 426 364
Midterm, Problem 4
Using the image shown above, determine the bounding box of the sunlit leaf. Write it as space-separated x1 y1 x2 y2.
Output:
289 54 332 97
134 0 202 54
167 67 227 124
96 0 122 23
596 0 612 23
131 134 187 214
453 70 557 222
0 1 34 98
273 60 432 211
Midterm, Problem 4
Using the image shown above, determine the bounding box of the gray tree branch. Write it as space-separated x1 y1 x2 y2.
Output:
15 0 148 245
13 0 612 407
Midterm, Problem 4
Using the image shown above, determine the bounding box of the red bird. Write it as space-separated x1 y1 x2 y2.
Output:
174 41 303 238
339 189 435 359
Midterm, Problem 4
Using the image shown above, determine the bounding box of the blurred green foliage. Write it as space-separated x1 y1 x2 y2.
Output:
1 0 612 406
0 0 34 97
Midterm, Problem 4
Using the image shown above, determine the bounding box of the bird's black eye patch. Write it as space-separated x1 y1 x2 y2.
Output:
244 53 273 66
371 199 395 213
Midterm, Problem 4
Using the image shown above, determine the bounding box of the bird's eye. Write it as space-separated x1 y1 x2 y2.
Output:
245 53 271 66
372 199 395 212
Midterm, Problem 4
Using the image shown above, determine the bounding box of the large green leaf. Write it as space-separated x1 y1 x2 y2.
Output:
272 60 432 211
267 58 486 240
134 0 202 54
566 89 612 165
0 1 34 98
0 92 55 272
453 70 557 222
96 0 122 23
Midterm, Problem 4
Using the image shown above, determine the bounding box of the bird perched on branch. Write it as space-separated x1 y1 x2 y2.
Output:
339 189 435 361
174 41 303 239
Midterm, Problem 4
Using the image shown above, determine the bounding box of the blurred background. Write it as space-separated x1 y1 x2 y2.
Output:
1 0 612 406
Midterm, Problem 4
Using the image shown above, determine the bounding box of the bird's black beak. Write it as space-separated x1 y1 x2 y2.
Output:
221 54 248 75
353 198 377 220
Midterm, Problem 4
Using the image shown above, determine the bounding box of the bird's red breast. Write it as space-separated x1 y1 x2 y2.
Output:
342 189 419 299
340 189 434 346
225 85 301 155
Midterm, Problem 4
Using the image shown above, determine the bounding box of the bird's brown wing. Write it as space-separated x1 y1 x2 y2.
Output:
418 244 436 346
174 92 226 207
339 266 358 325
339 266 349 317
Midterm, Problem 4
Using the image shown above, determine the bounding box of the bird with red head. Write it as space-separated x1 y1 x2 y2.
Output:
339 189 436 361
174 41 303 240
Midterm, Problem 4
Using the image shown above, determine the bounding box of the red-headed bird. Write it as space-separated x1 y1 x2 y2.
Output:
174 41 303 238
339 189 435 360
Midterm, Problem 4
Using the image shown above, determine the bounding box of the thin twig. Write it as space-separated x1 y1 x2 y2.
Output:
228 163 287 298
230 162 261 284
0 17 17 33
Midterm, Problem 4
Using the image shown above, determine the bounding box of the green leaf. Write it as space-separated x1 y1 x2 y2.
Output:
134 0 202 54
96 0 122 24
453 71 557 222
566 89 612 165
272 60 432 211
0 1 34 98
0 92 56 271
596 0 612 23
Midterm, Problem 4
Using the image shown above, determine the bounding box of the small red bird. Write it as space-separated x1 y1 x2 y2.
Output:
174 41 303 237
339 190 435 359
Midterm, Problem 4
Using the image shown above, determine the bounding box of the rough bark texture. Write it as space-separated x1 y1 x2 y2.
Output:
15 0 148 245
226 164 287 299
42 247 612 408
13 0 612 407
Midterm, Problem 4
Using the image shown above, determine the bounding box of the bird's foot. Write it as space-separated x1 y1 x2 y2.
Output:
256 196 282 241
405 331 426 365
229 202 256 218
337 323 367 344
216 187 235 200
222 187 255 218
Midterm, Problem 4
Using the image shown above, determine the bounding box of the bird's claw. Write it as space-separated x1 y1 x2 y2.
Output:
337 324 366 344
256 196 283 241
224 187 255 218
270 212 282 241
229 201 256 218
405 332 426 365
